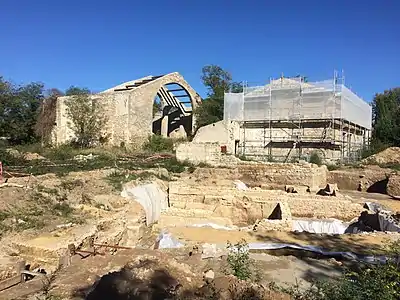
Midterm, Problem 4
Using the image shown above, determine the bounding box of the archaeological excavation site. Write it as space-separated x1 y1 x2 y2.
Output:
0 72 400 300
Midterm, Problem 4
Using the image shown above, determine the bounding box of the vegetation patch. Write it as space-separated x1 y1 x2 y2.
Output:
272 240 400 300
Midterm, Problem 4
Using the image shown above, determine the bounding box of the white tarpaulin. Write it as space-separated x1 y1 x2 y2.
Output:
121 183 168 225
191 223 239 231
156 231 184 249
292 219 348 234
233 180 248 191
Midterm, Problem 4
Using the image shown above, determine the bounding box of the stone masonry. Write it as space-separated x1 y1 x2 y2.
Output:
53 72 202 148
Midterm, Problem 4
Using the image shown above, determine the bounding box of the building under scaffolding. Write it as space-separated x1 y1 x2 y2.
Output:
223 73 372 162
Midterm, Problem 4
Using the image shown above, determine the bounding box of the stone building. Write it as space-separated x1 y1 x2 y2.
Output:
177 74 372 165
52 72 202 148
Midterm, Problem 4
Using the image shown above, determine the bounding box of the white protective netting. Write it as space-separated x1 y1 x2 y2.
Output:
224 79 372 130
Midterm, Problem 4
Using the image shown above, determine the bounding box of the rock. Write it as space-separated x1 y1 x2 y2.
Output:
203 269 215 283
5 148 22 158
169 125 187 139
74 153 98 161
201 243 227 259
147 168 169 180
387 174 400 199
317 183 338 196
24 152 45 161
284 185 310 194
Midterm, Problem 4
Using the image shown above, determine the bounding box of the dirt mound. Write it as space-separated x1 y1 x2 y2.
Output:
79 255 288 300
362 147 400 165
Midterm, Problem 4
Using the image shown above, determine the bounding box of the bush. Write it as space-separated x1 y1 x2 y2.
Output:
327 164 341 171
309 152 322 165
64 93 108 148
227 240 252 280
143 135 174 152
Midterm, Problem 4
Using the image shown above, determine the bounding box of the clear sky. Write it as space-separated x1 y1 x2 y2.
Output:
1 0 399 101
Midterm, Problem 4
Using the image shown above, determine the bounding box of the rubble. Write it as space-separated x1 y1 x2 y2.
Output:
285 185 310 194
23 152 46 161
203 269 215 283
74 153 98 161
317 183 338 196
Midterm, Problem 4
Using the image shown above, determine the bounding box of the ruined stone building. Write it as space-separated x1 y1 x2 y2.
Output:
53 72 202 148
177 74 372 164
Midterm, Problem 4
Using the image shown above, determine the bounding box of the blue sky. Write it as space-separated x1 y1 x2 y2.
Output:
1 0 399 102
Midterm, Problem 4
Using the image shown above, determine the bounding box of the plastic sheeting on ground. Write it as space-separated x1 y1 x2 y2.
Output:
245 242 387 264
156 231 184 249
154 232 387 263
191 223 239 231
233 180 248 191
292 219 348 234
364 202 391 213
378 213 400 233
121 183 167 225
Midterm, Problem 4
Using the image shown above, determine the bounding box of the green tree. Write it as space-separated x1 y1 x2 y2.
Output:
371 88 400 147
194 65 242 129
64 91 108 147
65 86 91 96
0 77 44 144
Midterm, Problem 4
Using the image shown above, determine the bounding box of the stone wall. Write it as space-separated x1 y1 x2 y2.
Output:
176 142 241 167
166 180 363 226
193 120 240 155
187 118 367 162
53 72 202 148
238 163 328 190
167 181 294 227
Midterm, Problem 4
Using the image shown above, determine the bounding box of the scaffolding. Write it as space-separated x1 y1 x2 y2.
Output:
224 72 372 162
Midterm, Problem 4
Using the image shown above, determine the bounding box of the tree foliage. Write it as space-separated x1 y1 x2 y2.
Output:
64 91 108 147
194 65 243 129
34 88 64 145
371 88 400 148
65 86 91 96
0 77 44 144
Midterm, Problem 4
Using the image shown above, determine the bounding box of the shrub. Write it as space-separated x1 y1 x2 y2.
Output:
227 240 252 280
327 164 341 171
64 93 108 148
143 135 174 153
309 152 322 165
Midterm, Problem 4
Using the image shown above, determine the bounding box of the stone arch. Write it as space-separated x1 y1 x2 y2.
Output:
107 72 202 146
153 81 196 137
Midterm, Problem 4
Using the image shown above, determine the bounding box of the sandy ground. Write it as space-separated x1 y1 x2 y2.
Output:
343 190 400 212
0 248 341 299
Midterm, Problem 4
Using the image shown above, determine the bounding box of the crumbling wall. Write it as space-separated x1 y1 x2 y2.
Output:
285 196 363 221
193 120 240 154
238 163 327 190
166 180 361 226
53 72 201 148
175 142 241 167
